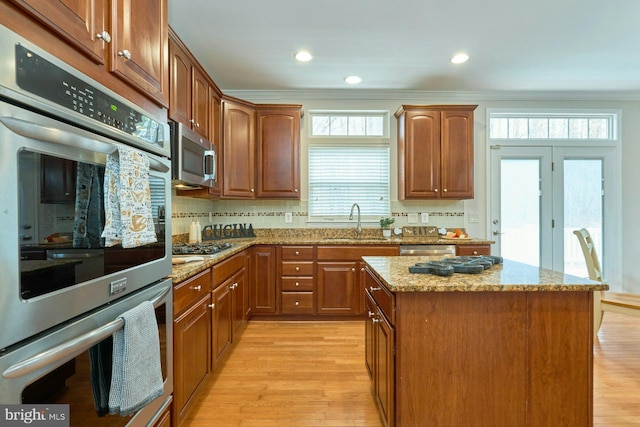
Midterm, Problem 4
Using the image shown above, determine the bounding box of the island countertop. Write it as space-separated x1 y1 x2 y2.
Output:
362 255 609 292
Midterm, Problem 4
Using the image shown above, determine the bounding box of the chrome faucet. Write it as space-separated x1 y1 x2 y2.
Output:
349 203 362 238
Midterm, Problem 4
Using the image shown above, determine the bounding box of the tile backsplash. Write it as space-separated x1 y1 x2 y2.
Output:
171 191 465 237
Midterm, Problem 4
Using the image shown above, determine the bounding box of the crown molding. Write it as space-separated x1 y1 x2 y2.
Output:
224 89 640 102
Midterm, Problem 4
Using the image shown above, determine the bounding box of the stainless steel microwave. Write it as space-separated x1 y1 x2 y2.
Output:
170 121 216 189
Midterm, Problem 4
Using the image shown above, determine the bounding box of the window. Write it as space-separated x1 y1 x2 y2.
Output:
307 111 390 222
489 111 616 141
309 111 388 137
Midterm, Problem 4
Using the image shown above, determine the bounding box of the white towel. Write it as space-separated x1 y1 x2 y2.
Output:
102 146 157 248
108 301 164 417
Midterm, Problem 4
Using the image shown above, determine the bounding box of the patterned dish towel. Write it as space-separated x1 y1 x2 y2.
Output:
102 146 157 248
108 301 164 417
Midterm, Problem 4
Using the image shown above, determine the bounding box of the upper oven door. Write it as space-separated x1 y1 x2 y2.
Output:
0 99 172 351
170 122 216 188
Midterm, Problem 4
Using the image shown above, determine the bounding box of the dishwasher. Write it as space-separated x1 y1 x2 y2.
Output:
399 245 456 256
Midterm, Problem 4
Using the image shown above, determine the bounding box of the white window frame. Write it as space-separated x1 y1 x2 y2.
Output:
308 110 390 138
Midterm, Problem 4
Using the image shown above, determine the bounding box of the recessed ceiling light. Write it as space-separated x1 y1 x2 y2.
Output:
294 51 313 62
451 53 469 64
344 75 362 85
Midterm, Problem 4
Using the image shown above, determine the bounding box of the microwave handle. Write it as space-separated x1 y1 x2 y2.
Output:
204 149 216 182
2 284 171 379
0 116 169 173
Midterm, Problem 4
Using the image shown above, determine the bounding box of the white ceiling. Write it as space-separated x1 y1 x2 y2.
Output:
168 0 640 94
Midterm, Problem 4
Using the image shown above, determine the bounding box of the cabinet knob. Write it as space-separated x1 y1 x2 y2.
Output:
208 303 215 309
251 188 255 192
473 251 478 255
192 285 201 291
96 31 111 43
295 266 300 271
372 318 380 324
295 189 298 192
295 301 300 306
189 119 195 124
295 251 300 256
351 268 356 272
295 282 300 287
118 49 131 60
434 188 439 193
195 122 200 128
368 311 375 318
443 188 448 192
369 286 381 292
361 267 365 272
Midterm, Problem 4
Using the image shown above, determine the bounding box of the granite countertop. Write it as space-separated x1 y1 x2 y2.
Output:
362 255 610 292
169 231 495 284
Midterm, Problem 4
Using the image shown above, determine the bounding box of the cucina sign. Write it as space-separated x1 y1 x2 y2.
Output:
202 223 256 240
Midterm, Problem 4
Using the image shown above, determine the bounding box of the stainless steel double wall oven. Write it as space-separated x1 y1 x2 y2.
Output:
0 25 173 426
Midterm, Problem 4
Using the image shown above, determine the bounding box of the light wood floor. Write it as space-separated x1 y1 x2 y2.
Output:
183 313 640 427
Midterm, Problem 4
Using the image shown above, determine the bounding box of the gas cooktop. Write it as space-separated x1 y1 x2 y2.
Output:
172 242 234 257
409 255 503 276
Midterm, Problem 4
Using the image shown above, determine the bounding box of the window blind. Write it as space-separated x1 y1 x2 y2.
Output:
308 145 390 219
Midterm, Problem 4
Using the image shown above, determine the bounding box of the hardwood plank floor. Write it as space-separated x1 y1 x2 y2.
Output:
183 314 640 427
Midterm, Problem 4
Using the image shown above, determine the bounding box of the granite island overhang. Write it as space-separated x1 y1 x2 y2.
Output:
362 255 608 427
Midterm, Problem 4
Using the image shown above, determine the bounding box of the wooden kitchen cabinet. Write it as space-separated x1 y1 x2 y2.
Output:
365 273 395 427
255 105 302 199
40 155 76 204
222 96 256 199
173 269 212 427
169 31 217 140
316 245 399 316
280 245 315 314
5 0 168 106
396 105 477 200
251 245 278 314
212 251 248 364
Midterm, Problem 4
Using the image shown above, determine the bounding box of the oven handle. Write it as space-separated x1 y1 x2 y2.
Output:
0 116 169 173
2 285 170 379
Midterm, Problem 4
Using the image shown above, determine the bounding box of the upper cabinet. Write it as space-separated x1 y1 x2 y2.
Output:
222 96 256 199
169 30 219 140
396 105 477 200
255 105 302 199
5 0 168 107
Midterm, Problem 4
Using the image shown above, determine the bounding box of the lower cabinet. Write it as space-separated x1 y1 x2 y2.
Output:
365 273 395 427
456 244 491 256
173 269 212 427
251 245 278 314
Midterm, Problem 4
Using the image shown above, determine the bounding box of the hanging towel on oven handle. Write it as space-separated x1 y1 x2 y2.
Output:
108 301 164 417
102 145 157 248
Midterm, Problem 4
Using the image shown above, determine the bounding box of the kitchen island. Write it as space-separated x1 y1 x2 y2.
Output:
362 256 609 427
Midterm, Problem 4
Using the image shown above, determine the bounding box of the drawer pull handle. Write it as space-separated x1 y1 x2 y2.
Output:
192 285 202 291
369 286 381 292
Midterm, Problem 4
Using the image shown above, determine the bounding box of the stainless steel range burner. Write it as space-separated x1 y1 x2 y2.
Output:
172 242 233 256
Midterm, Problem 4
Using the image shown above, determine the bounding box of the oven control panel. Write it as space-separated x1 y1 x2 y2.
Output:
14 44 163 147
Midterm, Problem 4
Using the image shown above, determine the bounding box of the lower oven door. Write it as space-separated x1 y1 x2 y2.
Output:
0 279 173 427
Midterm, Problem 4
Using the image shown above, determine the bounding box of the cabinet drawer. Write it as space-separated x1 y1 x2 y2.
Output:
281 246 314 260
456 244 491 256
365 269 395 324
281 292 314 314
281 277 314 291
281 261 314 276
174 269 211 316
213 252 245 287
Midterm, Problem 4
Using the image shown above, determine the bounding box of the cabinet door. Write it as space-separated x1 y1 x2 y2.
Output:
403 110 441 199
364 291 376 380
222 99 255 198
173 294 211 424
256 107 301 199
230 267 247 335
375 310 395 427
191 66 209 138
168 37 192 125
211 283 232 364
317 261 359 315
111 0 167 104
440 110 474 198
251 246 277 313
8 0 106 64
